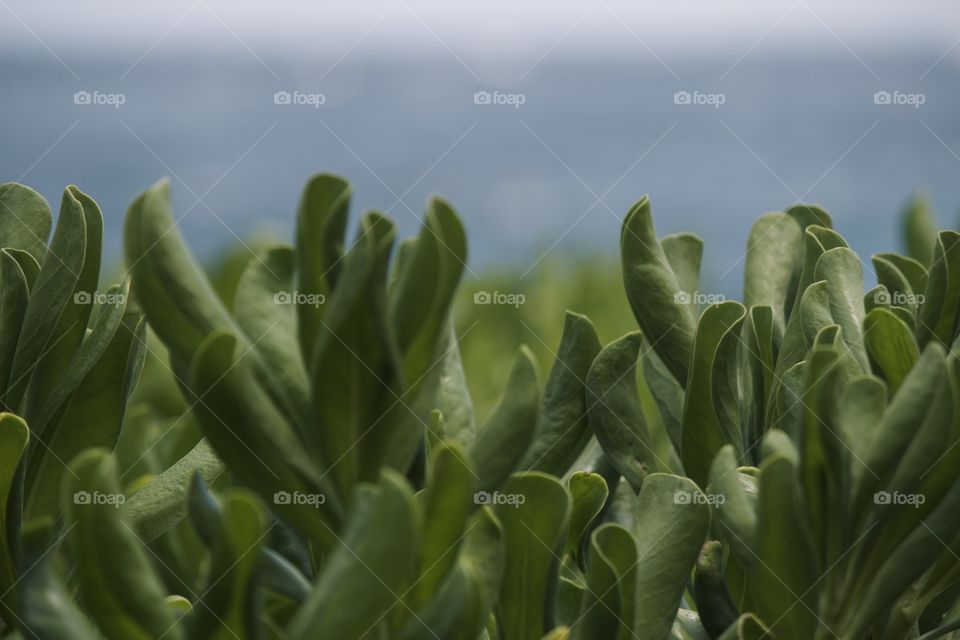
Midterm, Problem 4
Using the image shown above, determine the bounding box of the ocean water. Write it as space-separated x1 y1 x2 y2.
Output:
1 48 958 296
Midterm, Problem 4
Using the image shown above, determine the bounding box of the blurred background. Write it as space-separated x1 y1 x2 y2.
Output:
2 0 960 415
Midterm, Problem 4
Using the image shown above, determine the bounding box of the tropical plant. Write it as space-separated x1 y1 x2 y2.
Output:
607 194 960 638
4 173 960 640
0 182 145 630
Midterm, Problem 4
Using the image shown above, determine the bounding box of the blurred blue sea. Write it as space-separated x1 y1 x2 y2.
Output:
1 48 958 296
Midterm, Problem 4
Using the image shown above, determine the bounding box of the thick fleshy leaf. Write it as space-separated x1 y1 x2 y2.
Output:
563 472 608 561
708 445 757 570
234 244 309 416
396 507 504 640
471 347 540 492
190 331 338 547
749 455 819 640
496 472 571 640
917 231 960 348
0 251 30 403
738 305 775 462
743 213 803 337
572 523 637 640
632 474 711 640
295 173 351 363
310 212 406 500
716 614 772 640
190 490 268 640
813 247 869 372
25 307 147 519
409 442 475 613
522 311 602 475
0 413 28 620
694 540 738 637
6 188 87 411
287 471 418 640
389 197 467 388
620 197 697 386
18 521 99 640
661 232 703 303
681 302 747 487
587 332 656 491
123 439 224 541
788 224 847 318
863 307 919 394
64 449 179 640
0 183 51 263
25 187 102 420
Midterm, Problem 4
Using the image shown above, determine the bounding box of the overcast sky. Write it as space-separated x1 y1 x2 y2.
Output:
2 0 959 57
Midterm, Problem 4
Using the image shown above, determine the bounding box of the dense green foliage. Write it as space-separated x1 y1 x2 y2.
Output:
0 176 958 639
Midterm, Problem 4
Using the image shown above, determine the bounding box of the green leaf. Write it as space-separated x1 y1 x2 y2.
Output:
123 438 224 541
863 307 920 394
287 470 418 640
748 455 819 640
788 224 847 322
18 521 99 640
708 445 757 570
0 251 30 402
522 311 602 475
572 523 637 640
190 489 268 640
0 413 28 621
64 449 179 640
716 614 772 640
234 244 310 417
6 188 87 411
389 196 468 388
661 232 704 301
563 472 608 561
410 442 475 613
694 540 739 637
295 173 351 362
739 305 775 463
310 212 405 501
743 213 803 338
681 302 747 487
24 307 147 520
471 347 541 492
496 472 571 640
632 474 711 640
124 179 240 361
917 231 960 348
397 507 504 640
0 182 52 264
813 247 869 372
587 332 656 491
190 330 339 547
620 197 697 386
